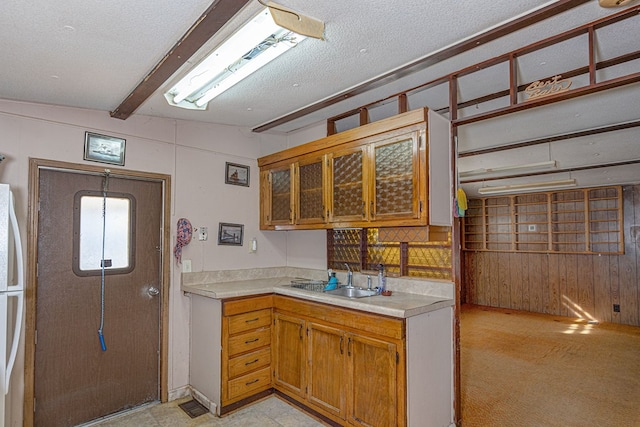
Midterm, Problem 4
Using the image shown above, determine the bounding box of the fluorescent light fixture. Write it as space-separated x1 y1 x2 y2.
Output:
460 160 557 178
477 179 577 195
164 8 306 110
267 1 325 39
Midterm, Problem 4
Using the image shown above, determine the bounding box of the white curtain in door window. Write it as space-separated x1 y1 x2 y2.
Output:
79 196 130 271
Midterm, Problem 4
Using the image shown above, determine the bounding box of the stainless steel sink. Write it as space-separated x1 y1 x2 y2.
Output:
325 287 378 299
288 280 378 299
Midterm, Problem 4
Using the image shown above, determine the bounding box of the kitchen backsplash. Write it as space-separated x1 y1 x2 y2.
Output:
181 267 453 298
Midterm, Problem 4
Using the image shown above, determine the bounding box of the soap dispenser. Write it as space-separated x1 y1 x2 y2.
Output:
377 264 386 294
325 271 338 291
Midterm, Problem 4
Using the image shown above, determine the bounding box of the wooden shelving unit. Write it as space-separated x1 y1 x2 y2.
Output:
462 186 623 254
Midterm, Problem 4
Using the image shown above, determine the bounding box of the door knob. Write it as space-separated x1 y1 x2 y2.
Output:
148 286 160 296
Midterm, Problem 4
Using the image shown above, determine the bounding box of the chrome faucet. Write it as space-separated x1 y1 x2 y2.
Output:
344 263 353 288
366 275 372 290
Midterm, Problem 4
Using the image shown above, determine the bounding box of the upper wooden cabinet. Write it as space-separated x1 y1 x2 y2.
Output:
258 108 451 230
328 131 424 226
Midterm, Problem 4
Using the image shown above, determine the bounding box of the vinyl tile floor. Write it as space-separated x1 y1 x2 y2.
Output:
87 396 328 427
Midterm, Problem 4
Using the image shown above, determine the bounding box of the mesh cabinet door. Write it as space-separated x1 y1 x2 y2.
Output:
331 148 366 222
297 157 325 224
269 167 293 224
372 134 421 221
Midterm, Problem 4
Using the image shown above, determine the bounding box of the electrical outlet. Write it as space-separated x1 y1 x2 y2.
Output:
528 224 536 232
613 304 620 313
182 259 192 273
198 227 208 241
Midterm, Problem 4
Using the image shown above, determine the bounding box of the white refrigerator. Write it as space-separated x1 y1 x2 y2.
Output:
0 184 24 427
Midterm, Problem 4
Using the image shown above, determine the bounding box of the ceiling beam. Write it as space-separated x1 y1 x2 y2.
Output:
252 0 591 133
110 0 251 120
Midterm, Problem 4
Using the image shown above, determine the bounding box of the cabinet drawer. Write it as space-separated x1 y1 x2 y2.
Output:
228 327 271 356
227 366 272 400
228 308 272 335
228 347 271 379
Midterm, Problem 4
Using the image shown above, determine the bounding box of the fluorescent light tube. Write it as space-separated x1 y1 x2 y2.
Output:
164 8 306 110
194 38 295 107
477 179 576 195
460 160 557 178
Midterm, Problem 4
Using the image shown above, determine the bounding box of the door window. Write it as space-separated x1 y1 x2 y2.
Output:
72 191 136 276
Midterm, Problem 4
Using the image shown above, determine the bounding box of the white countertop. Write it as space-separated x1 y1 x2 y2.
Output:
181 276 453 318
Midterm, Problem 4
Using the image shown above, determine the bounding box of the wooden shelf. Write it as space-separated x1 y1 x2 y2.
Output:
463 186 622 254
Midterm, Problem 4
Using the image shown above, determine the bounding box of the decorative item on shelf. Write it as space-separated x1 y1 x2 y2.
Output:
84 132 126 166
174 218 193 264
218 222 244 246
225 162 250 187
524 75 572 101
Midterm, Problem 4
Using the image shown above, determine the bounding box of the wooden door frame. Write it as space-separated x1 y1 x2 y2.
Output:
24 158 172 425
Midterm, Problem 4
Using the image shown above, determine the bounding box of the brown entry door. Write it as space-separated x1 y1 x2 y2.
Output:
35 169 163 426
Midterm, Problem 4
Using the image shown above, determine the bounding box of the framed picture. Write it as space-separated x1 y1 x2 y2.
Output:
225 162 250 187
84 132 126 166
217 222 244 246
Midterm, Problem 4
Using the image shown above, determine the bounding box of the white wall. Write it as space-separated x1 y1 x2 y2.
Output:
259 120 331 269
0 99 330 423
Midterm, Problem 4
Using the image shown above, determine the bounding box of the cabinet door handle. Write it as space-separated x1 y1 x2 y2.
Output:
370 200 374 218
321 205 325 220
362 201 366 219
245 359 259 366
245 317 259 323
347 337 352 356
339 336 344 355
246 379 260 385
245 338 259 344
299 324 303 340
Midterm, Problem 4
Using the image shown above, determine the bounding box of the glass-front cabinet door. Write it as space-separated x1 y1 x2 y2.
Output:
262 165 293 227
370 132 423 222
295 156 326 226
329 146 368 224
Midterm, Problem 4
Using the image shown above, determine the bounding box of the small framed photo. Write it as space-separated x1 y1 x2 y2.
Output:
218 223 244 246
225 162 250 187
84 132 126 166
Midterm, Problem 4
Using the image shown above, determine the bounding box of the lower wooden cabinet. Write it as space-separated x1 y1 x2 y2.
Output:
347 333 398 427
273 295 406 427
190 293 452 426
221 296 273 407
307 322 346 419
273 313 306 397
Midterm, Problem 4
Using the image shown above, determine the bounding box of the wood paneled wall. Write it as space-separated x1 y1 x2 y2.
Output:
462 185 640 327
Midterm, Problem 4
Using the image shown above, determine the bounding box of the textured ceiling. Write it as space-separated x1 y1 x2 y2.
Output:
0 0 617 131
1 0 639 196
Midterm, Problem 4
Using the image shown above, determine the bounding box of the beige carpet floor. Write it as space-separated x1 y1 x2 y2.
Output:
461 304 640 427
